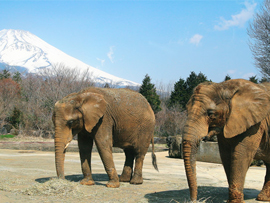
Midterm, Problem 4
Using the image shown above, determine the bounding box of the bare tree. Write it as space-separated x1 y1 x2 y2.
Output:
0 78 20 122
248 0 270 78
154 80 174 102
18 63 96 131
155 102 187 137
39 63 95 103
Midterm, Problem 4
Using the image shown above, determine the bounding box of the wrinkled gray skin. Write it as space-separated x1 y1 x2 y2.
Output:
53 87 158 188
183 79 270 203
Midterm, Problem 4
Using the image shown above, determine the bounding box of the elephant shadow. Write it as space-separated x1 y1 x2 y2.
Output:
35 174 109 186
144 186 260 203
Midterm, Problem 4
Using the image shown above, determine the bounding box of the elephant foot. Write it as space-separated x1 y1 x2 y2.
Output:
228 185 244 203
257 182 270 201
106 180 120 188
130 174 143 185
80 178 95 186
257 191 270 201
119 176 131 182
119 167 132 182
119 173 132 182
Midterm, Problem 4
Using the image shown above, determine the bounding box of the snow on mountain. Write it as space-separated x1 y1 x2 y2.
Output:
0 29 139 87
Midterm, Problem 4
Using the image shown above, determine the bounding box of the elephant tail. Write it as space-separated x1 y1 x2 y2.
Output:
151 137 159 172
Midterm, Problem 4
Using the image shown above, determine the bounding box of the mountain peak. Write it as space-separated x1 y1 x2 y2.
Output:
0 29 139 87
0 29 35 44
1 29 30 34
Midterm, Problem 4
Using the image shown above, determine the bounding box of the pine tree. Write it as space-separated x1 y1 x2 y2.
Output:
260 77 269 83
0 69 11 80
169 71 208 109
249 75 258 84
169 78 187 108
139 74 161 114
224 74 231 81
12 71 21 83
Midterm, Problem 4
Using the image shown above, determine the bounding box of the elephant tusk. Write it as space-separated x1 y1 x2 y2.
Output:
64 142 71 150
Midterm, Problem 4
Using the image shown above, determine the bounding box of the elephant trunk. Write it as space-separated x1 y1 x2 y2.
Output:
54 128 72 179
183 115 207 201
183 139 198 201
55 136 66 179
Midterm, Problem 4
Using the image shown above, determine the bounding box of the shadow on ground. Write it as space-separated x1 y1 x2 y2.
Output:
145 186 260 203
35 174 109 186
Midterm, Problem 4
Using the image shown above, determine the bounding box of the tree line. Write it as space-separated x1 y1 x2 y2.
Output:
0 64 268 138
139 71 269 137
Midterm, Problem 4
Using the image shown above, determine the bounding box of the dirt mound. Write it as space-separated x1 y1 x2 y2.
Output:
22 178 82 197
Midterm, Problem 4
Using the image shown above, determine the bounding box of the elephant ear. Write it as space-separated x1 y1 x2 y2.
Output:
79 92 107 133
224 81 270 138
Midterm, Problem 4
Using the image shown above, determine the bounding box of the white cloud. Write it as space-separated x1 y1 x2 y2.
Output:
225 70 256 80
107 46 115 63
97 58 105 66
242 72 256 79
214 1 257 31
189 34 203 46
227 70 236 75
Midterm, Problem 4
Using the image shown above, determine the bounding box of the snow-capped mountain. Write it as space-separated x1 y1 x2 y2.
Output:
0 29 139 87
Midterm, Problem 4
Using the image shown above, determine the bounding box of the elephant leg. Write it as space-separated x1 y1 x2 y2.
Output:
220 148 245 203
78 132 95 186
218 138 232 184
130 150 146 185
257 162 270 201
227 154 251 203
228 146 256 203
119 148 135 182
218 134 258 203
95 135 120 188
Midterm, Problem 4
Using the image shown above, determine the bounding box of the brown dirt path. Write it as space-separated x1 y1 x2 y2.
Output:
0 149 266 203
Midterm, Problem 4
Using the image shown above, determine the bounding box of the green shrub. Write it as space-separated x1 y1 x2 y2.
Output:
250 159 264 166
0 134 15 139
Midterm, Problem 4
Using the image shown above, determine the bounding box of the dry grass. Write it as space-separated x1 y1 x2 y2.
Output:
0 177 83 198
170 198 212 203
22 178 83 197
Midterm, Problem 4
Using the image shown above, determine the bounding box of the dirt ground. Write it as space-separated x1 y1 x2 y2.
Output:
0 146 267 203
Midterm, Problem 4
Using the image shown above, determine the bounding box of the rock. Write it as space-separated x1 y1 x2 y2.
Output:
154 137 167 144
41 131 54 139
3 124 13 133
32 131 40 137
0 127 7 135
0 123 14 135
167 136 182 158
10 129 19 135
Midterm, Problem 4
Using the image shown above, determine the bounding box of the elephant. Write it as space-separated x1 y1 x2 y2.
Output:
182 79 270 203
52 87 158 188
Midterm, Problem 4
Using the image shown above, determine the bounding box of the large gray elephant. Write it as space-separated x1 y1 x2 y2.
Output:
52 87 158 188
183 79 270 203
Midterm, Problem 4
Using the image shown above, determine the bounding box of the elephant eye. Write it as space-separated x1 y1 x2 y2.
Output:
207 110 215 117
67 120 74 127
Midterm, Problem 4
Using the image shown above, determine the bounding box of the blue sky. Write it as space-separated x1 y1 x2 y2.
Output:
0 0 265 84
